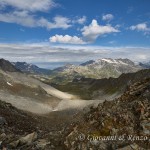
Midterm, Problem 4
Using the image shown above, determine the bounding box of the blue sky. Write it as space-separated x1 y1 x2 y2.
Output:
0 0 150 68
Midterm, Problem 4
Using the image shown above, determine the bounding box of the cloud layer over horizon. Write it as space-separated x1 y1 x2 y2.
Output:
0 43 150 69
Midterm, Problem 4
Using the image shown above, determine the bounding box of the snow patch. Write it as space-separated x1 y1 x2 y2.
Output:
101 59 128 65
102 59 118 64
7 82 13 87
118 60 127 65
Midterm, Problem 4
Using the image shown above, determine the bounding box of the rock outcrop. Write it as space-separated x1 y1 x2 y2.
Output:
62 78 150 149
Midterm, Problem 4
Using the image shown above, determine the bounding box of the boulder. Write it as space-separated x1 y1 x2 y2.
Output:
0 133 6 141
9 140 20 148
19 132 37 145
36 139 50 149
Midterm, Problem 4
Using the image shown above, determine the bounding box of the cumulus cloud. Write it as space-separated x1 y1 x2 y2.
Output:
130 23 150 32
102 14 114 21
49 19 120 44
50 35 85 44
0 0 56 12
81 19 119 42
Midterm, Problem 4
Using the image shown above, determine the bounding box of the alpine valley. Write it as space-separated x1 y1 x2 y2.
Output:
0 58 149 150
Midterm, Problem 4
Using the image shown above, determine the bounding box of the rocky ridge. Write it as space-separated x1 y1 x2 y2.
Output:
62 77 150 149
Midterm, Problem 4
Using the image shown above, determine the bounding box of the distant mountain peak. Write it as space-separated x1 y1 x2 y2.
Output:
139 61 150 69
12 62 51 75
80 58 135 66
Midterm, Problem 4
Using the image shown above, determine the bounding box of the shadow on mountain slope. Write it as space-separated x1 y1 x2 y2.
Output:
53 69 150 100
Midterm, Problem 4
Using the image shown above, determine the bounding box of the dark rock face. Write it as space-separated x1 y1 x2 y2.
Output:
0 59 20 72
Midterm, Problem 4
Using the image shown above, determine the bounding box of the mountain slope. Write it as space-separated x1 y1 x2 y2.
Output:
63 77 150 149
54 69 150 100
0 59 77 114
12 62 51 75
1 73 150 150
0 69 61 114
0 59 20 72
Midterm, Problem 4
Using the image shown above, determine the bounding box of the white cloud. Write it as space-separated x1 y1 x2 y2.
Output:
0 0 72 30
0 0 56 12
81 19 119 42
49 19 120 44
38 16 71 29
102 14 114 21
75 16 86 24
51 16 71 29
130 23 150 32
0 11 71 29
0 11 36 27
50 35 85 44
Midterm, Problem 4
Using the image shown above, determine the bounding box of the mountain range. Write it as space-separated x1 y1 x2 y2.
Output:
39 58 145 84
51 58 142 83
12 58 149 84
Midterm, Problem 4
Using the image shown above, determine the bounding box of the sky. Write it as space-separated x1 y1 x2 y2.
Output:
0 0 150 69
